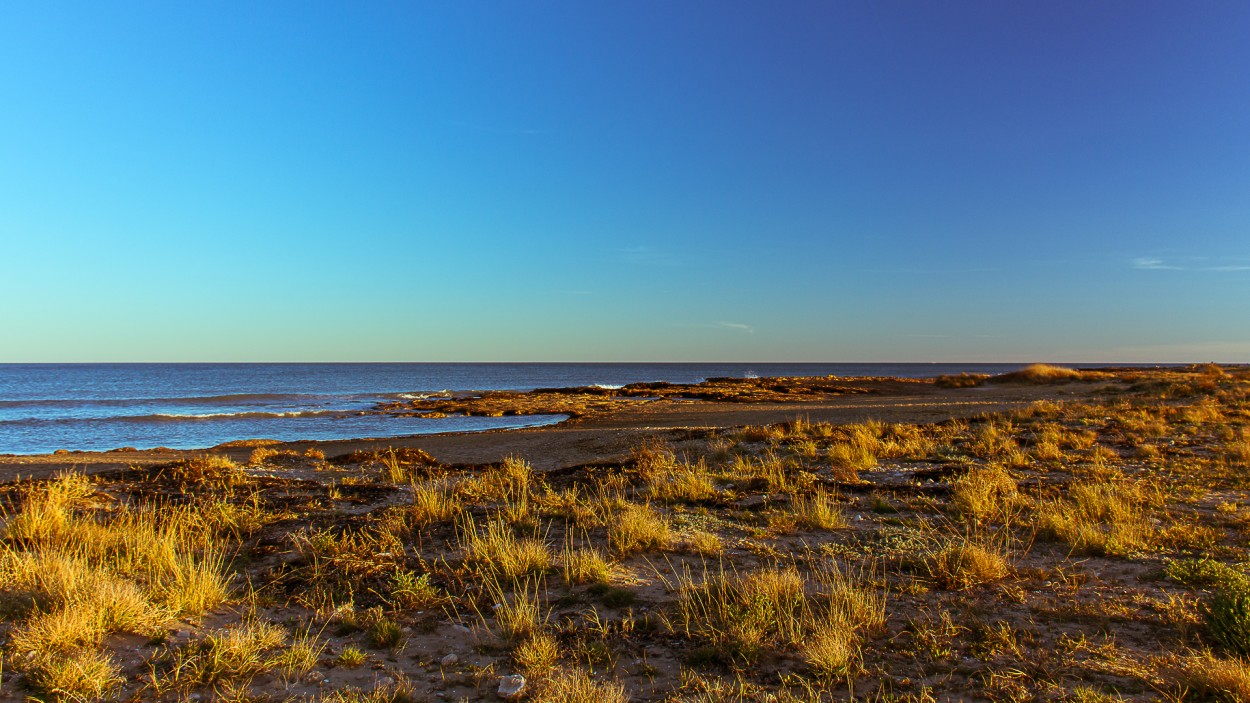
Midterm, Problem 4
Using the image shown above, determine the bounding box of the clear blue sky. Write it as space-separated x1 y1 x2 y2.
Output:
2 2 1248 362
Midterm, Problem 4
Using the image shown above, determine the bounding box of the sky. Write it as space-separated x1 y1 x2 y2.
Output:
1 2 1248 363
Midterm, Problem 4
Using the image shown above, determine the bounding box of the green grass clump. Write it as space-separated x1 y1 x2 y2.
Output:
158 621 287 690
367 616 405 649
1167 558 1248 590
337 644 368 668
390 570 442 608
1203 580 1250 656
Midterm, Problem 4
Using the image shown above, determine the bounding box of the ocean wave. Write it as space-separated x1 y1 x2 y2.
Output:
394 391 453 400
0 393 335 409
135 410 345 422
0 409 347 426
590 383 625 390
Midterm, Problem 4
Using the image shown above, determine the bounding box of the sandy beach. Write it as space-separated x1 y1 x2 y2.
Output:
3 365 1249 702
0 376 1090 479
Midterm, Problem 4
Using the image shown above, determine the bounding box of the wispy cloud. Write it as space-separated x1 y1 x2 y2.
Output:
1131 256 1250 271
672 321 756 334
1130 257 1180 270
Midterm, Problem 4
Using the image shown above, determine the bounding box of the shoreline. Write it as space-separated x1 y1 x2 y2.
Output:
0 372 1112 480
2 364 1247 701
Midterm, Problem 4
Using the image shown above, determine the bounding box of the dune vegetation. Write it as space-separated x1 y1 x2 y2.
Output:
0 365 1247 701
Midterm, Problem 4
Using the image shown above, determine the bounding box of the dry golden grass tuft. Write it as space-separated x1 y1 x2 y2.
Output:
682 529 725 555
1169 650 1250 702
0 472 234 696
406 479 462 525
950 464 1019 524
801 620 857 677
672 561 882 667
272 626 326 683
336 644 367 668
460 455 536 506
1181 398 1226 425
561 541 612 585
645 456 718 504
248 445 289 465
1037 478 1156 556
729 451 813 492
789 489 848 530
828 424 881 474
927 538 1010 590
290 525 403 592
151 620 293 695
459 514 551 580
485 576 548 640
608 502 672 554
970 421 1020 459
934 373 989 388
24 647 123 700
991 363 1090 384
515 631 561 676
632 440 679 481
1227 428 1250 466
165 453 249 488
533 667 629 703
673 564 807 659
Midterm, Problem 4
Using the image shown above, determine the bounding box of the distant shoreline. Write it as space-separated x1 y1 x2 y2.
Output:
0 368 1150 480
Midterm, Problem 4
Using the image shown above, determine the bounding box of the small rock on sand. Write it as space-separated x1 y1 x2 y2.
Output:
498 674 526 699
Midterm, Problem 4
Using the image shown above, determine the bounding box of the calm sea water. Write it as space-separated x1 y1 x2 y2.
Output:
0 362 1043 454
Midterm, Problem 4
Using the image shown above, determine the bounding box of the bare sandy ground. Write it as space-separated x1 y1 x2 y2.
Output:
0 382 1093 480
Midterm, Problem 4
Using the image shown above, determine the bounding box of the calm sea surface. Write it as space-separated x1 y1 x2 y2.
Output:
1 362 1056 454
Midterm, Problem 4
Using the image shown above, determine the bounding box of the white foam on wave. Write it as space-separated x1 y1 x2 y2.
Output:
122 410 342 423
396 391 453 400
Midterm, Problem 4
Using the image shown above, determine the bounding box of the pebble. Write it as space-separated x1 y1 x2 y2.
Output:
441 653 459 666
498 674 527 699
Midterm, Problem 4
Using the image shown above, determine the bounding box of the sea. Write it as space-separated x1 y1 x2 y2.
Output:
0 362 1065 455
